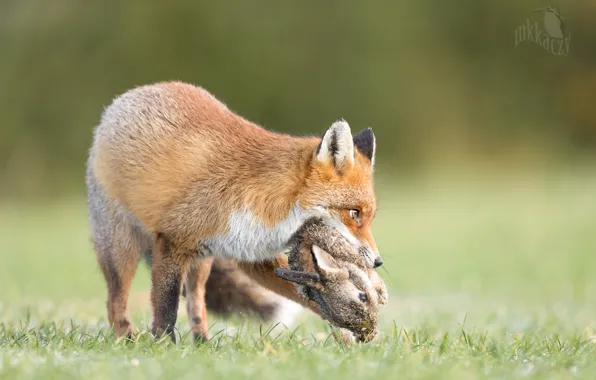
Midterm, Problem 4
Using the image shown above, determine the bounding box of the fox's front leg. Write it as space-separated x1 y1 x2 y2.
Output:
151 233 192 342
185 255 214 342
238 255 322 317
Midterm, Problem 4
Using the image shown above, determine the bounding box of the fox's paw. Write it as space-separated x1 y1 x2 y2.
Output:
151 325 177 343
113 319 135 341
191 318 210 344
191 327 210 344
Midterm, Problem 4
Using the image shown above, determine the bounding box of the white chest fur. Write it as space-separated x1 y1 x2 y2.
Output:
204 203 320 262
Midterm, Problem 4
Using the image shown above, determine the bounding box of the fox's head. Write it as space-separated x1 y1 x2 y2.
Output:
300 120 381 269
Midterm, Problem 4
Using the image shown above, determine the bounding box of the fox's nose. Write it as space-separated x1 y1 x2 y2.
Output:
373 257 383 268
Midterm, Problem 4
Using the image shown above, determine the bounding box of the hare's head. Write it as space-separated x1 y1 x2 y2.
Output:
275 245 379 342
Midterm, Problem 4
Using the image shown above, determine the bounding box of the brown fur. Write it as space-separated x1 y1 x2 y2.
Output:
287 218 388 307
143 247 318 340
275 218 388 342
289 219 387 305
87 81 379 342
144 255 294 324
204 259 287 321
237 255 322 315
288 218 367 272
276 235 384 342
149 233 195 341
142 251 302 332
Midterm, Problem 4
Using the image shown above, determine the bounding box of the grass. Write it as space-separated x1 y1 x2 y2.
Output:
1 169 596 379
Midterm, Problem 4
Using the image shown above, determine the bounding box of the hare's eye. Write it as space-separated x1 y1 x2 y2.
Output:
359 293 368 302
349 209 360 220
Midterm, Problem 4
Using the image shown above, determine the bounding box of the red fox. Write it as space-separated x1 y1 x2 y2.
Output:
86 81 381 341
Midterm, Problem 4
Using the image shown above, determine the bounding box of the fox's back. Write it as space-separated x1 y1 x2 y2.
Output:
89 82 318 243
88 81 378 263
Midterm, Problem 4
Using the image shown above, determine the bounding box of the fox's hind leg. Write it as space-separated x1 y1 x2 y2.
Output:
96 226 142 338
87 173 147 338
185 255 214 342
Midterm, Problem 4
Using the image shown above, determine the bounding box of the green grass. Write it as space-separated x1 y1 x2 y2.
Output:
2 169 596 379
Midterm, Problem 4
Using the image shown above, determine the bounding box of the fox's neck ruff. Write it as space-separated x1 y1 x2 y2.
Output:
237 137 319 220
204 202 321 262
202 137 325 262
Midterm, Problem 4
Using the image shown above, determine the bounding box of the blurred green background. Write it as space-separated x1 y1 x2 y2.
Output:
1 3 596 377
1 1 595 198
1 0 596 311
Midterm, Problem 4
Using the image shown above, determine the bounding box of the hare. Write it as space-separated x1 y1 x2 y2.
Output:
275 245 379 342
274 218 388 342
287 218 388 306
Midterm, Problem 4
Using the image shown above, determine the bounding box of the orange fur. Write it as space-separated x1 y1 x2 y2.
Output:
302 150 378 253
185 257 213 341
87 81 379 341
93 82 320 246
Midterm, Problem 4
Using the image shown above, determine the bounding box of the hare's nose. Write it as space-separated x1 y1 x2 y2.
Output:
358 328 377 343
373 257 383 268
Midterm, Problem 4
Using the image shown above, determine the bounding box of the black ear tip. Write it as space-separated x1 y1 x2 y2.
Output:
353 128 375 161
358 127 374 137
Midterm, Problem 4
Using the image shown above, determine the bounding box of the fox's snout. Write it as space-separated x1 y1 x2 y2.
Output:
356 242 381 269
373 256 383 268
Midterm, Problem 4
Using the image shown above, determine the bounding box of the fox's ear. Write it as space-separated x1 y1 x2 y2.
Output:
274 268 320 287
311 245 349 281
353 128 376 166
316 119 354 171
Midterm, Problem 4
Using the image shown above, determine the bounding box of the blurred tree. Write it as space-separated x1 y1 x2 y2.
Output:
0 0 594 197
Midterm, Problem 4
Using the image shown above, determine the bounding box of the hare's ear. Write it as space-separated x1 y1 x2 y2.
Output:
311 245 349 281
274 268 320 287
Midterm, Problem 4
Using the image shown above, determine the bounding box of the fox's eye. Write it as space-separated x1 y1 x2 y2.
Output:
359 293 368 302
349 209 360 220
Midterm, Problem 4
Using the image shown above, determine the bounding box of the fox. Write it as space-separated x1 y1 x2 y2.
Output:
86 81 381 342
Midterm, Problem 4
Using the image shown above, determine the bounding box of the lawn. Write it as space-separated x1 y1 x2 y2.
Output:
1 169 596 379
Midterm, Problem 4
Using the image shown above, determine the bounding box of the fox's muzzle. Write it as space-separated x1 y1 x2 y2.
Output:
373 256 383 268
